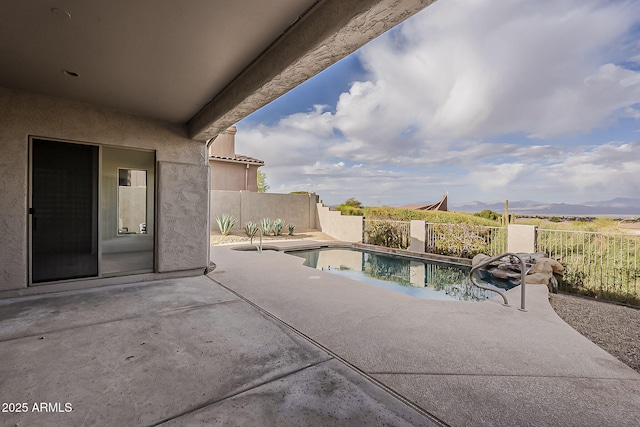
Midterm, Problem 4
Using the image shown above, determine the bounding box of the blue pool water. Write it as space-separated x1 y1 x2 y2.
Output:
287 248 505 301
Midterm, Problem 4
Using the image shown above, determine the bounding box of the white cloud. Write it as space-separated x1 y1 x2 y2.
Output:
468 163 528 192
345 0 640 141
277 104 335 136
236 0 640 205
543 141 640 196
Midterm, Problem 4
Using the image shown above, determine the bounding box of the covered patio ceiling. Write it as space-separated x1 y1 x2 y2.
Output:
0 0 434 141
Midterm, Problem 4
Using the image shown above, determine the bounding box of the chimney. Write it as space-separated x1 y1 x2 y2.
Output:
209 126 237 157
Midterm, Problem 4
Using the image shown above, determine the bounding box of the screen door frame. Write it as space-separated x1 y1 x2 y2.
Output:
29 137 102 285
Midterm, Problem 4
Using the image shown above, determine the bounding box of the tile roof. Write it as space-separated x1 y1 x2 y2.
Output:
209 154 264 165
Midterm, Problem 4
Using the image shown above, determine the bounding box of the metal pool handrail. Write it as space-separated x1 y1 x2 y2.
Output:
469 252 527 311
250 227 263 253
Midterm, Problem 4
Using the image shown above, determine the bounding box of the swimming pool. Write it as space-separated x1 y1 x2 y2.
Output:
287 247 509 301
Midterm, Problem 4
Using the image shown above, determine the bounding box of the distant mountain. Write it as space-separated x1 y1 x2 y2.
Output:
448 198 640 216
585 198 640 209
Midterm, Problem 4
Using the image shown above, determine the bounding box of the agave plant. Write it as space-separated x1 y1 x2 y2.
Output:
287 223 295 236
216 214 237 236
259 218 273 235
272 218 284 236
243 221 258 238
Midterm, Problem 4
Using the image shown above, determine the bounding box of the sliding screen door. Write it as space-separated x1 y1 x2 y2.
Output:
31 139 99 283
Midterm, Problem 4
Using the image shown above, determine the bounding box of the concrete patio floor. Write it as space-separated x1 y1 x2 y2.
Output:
0 274 434 426
1 241 639 426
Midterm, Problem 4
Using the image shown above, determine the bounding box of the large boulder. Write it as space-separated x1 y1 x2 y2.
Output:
489 268 511 280
547 258 564 274
525 272 551 285
529 258 553 276
472 252 563 293
472 253 490 267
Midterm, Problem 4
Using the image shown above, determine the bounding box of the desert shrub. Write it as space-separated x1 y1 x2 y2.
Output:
272 218 284 236
342 197 363 208
243 221 258 238
287 223 295 235
474 209 501 221
336 205 364 216
215 214 237 235
259 218 273 235
427 223 500 258
365 221 409 249
362 206 499 226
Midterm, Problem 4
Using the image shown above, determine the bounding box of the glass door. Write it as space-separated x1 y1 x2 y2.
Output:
101 147 155 275
31 139 99 283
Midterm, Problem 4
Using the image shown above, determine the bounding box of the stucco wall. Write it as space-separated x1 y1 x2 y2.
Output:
209 160 260 192
410 220 427 253
507 224 538 253
210 191 319 231
157 162 209 272
316 203 363 243
0 88 208 291
246 166 259 192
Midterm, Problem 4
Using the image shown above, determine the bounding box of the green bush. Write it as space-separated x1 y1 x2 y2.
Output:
336 205 364 216
362 206 499 226
474 209 501 221
427 223 506 258
342 197 363 208
366 221 409 249
540 232 640 306
287 223 295 235
335 204 499 225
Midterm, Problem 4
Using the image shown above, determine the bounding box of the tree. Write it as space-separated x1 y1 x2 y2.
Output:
342 197 362 208
257 170 269 193
474 209 501 221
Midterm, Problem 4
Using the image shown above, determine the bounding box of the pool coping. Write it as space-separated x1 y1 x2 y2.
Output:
229 240 473 267
228 239 348 252
353 243 472 266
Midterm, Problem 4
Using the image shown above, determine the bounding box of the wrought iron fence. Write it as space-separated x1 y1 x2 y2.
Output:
363 219 411 249
360 219 640 305
537 229 640 305
424 223 507 258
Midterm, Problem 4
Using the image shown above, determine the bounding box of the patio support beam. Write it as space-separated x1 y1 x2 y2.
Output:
187 0 435 141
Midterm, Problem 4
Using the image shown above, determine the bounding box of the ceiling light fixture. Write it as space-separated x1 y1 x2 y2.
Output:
62 70 79 77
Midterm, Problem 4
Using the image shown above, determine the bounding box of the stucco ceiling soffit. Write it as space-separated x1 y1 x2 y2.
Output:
0 0 320 125
187 0 434 141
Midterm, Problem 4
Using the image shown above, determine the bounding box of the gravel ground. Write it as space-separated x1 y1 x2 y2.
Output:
210 230 337 246
549 292 640 374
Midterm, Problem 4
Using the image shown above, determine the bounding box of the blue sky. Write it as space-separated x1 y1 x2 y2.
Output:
236 0 640 207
